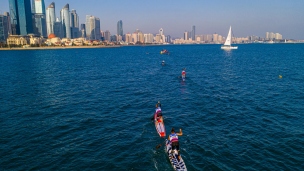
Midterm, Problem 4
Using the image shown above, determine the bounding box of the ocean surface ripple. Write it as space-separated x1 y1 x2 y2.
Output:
0 44 304 170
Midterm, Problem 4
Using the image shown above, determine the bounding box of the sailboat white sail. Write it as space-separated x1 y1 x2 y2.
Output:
221 26 238 50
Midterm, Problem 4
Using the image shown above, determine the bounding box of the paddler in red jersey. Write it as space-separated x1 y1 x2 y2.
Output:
168 128 183 160
181 68 186 78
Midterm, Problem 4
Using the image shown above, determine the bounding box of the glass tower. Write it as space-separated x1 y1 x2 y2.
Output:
9 0 33 35
70 9 79 38
117 20 123 37
32 0 47 37
46 2 55 36
60 4 71 38
192 25 195 41
86 15 100 40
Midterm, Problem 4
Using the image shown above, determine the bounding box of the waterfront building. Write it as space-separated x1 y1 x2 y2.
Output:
6 35 30 45
104 30 111 42
9 0 33 35
0 13 10 42
155 34 162 43
266 32 282 40
32 0 45 13
213 33 218 43
53 18 63 38
117 20 123 37
32 0 47 37
184 31 188 40
80 24 86 38
166 35 171 43
192 25 195 41
125 33 131 43
4 12 12 36
144 33 153 43
85 15 101 40
275 33 282 40
28 34 45 45
159 28 163 36
70 9 79 38
32 13 47 37
60 4 71 38
46 2 55 36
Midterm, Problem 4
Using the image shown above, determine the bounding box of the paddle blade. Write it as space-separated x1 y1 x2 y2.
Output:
156 144 162 149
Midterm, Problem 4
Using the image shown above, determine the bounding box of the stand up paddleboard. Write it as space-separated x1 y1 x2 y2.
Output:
154 109 166 138
182 75 185 81
165 139 187 171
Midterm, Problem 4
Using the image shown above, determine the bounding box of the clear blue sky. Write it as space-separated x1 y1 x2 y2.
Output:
1 0 304 39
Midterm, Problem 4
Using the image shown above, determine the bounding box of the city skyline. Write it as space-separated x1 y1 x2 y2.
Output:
1 0 304 39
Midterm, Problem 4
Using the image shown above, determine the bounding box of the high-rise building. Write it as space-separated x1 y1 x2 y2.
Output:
32 0 47 37
32 0 46 13
80 24 86 38
9 0 33 35
117 20 123 37
54 17 63 38
60 4 71 38
4 12 12 36
70 9 79 38
159 28 163 36
192 25 195 41
46 2 55 36
104 30 111 41
0 14 9 42
184 31 188 40
85 15 101 40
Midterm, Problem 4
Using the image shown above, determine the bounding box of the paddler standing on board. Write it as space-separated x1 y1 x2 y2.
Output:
168 128 183 160
155 101 163 122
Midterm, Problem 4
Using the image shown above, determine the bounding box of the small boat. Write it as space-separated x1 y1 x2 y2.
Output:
154 107 166 137
160 49 169 54
162 60 165 66
165 139 187 171
221 26 238 50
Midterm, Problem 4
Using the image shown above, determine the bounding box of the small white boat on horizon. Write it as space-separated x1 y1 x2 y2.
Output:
221 26 238 50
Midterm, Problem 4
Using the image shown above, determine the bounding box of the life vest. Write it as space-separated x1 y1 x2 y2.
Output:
156 107 161 113
182 71 186 75
169 133 178 142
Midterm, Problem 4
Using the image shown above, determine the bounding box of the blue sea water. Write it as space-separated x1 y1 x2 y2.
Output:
0 44 304 171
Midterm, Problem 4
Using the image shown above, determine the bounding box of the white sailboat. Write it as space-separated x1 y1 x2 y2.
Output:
221 26 238 50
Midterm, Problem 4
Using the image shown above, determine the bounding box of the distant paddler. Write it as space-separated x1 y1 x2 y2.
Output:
181 68 186 80
162 60 165 66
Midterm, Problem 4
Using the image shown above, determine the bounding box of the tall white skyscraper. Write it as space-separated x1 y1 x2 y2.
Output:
184 31 188 40
159 28 163 36
32 0 46 13
85 15 101 40
60 4 71 38
46 2 55 36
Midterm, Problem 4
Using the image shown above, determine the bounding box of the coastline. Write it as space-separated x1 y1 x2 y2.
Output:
0 45 121 51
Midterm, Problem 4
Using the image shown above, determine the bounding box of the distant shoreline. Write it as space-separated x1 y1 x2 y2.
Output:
0 45 121 51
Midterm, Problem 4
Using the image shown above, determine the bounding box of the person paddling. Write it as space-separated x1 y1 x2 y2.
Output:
151 101 162 121
168 128 183 160
155 101 163 122
181 68 186 79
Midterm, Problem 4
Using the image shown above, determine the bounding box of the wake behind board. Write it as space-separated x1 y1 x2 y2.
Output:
165 139 187 171
154 111 166 137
